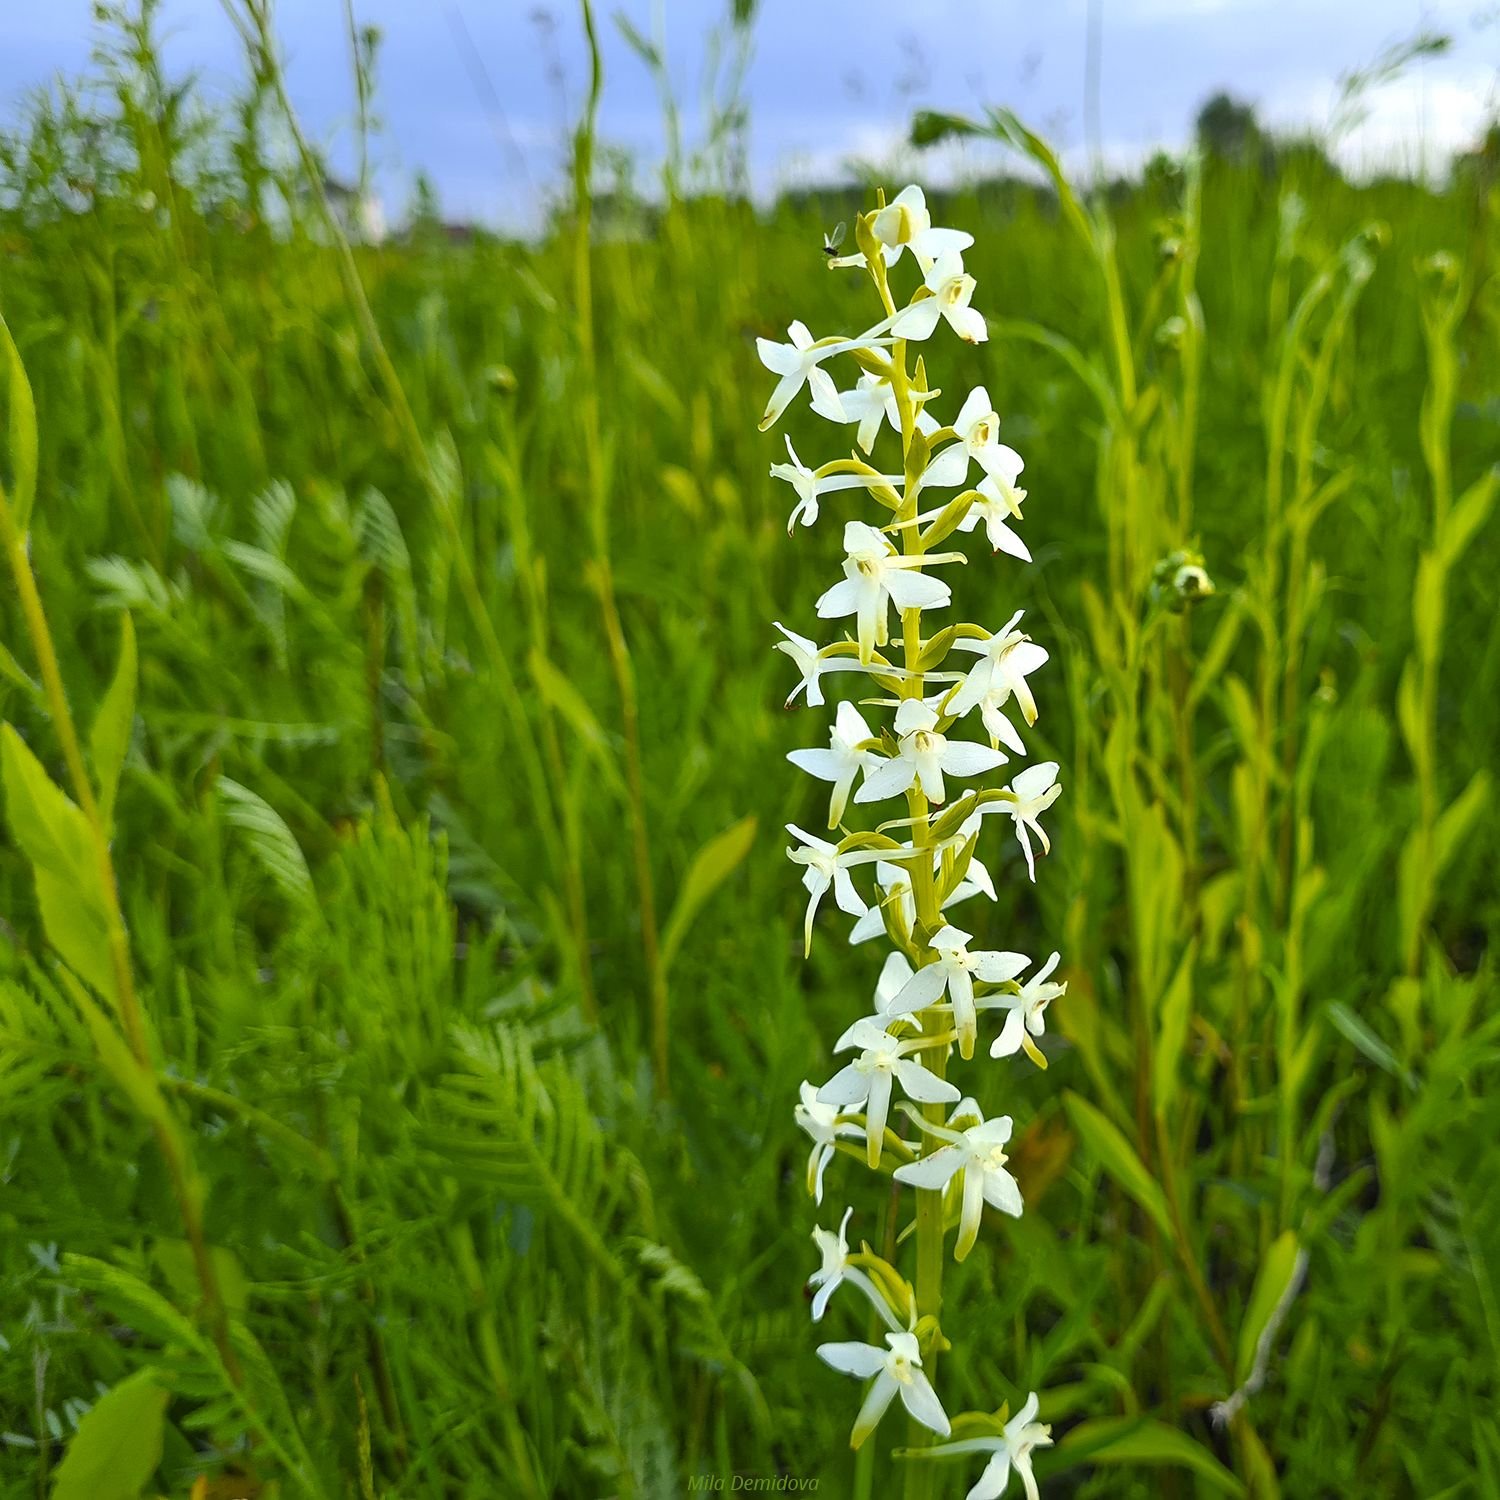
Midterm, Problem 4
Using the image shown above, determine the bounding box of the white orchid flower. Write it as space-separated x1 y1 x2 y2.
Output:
813 371 940 454
849 857 989 945
855 699 1008 807
891 251 988 345
921 1392 1052 1500
773 623 828 708
817 1330 950 1448
872 184 975 268
787 700 880 828
771 435 903 533
893 1098 1023 1261
818 1016 959 1166
808 1206 900 1327
883 924 1028 1059
995 763 1062 882
982 951 1066 1066
923 386 1024 489
875 949 916 1013
958 473 1032 561
795 1080 863 1204
815 521 958 664
825 184 973 273
775 624 938 710
946 610 1049 728
757 319 895 431
786 824 885 956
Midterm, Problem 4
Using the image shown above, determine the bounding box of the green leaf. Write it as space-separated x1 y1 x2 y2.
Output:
1437 466 1497 568
1324 999 1409 1083
90 612 137 828
983 108 1097 249
216 776 316 913
54 966 167 1126
1432 769 1490 881
0 638 39 697
1054 1417 1245 1496
1395 660 1422 770
909 109 981 147
1062 1091 1172 1237
528 647 625 799
1152 939 1198 1119
1411 549 1443 666
153 1238 249 1318
0 312 38 532
660 815 758 976
1 724 116 1001
51 1368 169 1500
1236 1229 1301 1383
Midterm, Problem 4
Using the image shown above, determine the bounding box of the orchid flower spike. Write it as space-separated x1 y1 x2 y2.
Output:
817 1329 950 1449
763 182 1072 1480
818 1016 960 1166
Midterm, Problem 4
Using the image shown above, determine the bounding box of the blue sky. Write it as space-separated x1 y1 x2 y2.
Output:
2 1 1495 227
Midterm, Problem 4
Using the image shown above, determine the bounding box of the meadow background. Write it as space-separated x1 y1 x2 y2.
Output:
0 2 1497 1497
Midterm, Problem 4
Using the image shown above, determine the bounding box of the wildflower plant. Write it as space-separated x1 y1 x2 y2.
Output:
763 187 1064 1496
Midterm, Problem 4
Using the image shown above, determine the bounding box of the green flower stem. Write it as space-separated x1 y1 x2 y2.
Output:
871 264 949 1500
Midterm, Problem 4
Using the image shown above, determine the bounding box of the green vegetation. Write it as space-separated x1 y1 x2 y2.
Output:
0 5 1496 1497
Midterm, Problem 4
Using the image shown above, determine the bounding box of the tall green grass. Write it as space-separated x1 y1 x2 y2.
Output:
0 5 1496 1496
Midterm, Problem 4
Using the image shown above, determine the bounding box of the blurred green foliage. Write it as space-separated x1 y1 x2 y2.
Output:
0 5 1497 1497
